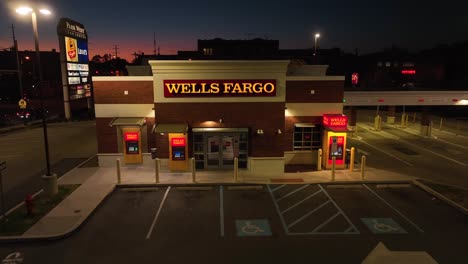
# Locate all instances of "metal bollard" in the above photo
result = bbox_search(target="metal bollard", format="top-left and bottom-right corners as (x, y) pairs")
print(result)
(317, 149), (322, 171)
(234, 157), (238, 182)
(116, 159), (121, 184)
(349, 147), (355, 172)
(191, 157), (196, 183)
(360, 155), (366, 180)
(331, 157), (336, 181)
(155, 158), (160, 184)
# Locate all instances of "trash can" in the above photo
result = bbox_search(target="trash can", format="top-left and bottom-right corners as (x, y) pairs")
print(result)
(150, 148), (157, 159)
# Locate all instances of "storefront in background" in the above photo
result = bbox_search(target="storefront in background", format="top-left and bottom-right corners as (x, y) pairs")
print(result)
(93, 60), (345, 177)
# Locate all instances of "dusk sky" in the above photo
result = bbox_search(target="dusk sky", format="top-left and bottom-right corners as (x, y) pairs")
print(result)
(1, 0), (467, 62)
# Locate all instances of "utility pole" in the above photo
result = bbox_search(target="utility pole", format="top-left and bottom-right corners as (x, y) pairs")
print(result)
(10, 24), (24, 98)
(157, 46), (160, 56)
(112, 45), (119, 59)
(153, 32), (157, 56)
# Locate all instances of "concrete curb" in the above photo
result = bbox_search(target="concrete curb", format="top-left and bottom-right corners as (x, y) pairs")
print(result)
(0, 185), (116, 243)
(412, 179), (468, 216)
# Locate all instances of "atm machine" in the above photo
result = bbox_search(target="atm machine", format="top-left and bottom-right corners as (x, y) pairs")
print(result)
(122, 128), (142, 164)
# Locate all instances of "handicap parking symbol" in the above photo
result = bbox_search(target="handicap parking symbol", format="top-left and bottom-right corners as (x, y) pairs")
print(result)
(361, 218), (407, 234)
(236, 219), (272, 236)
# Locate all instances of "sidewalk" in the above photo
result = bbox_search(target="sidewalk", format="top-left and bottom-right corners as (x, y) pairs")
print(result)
(0, 160), (414, 242)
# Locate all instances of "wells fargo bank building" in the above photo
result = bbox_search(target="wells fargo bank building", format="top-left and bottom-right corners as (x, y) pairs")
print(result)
(94, 60), (346, 177)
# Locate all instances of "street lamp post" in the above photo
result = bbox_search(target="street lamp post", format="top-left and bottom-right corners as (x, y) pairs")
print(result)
(314, 33), (320, 64)
(16, 6), (57, 196)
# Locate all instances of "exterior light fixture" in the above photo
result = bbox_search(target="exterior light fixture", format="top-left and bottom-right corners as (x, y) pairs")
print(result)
(256, 129), (264, 135)
(277, 129), (282, 135)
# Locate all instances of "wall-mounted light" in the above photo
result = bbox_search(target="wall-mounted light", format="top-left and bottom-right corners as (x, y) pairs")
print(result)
(256, 129), (264, 135)
(219, 118), (223, 123)
(277, 129), (282, 135)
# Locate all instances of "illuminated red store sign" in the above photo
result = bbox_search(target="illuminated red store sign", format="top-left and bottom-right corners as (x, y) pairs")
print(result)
(401, 70), (416, 75)
(163, 80), (276, 97)
(124, 132), (139, 141)
(171, 138), (186, 147)
(323, 114), (348, 128)
(351, 73), (359, 85)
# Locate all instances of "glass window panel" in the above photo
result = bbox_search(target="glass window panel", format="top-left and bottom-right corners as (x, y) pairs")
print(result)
(303, 127), (312, 133)
(194, 133), (203, 142)
(239, 143), (248, 151)
(294, 133), (302, 141)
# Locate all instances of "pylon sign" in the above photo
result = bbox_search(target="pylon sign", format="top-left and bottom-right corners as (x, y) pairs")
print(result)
(57, 18), (91, 100)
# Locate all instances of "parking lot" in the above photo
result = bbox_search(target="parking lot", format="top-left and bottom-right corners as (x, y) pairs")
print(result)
(1, 183), (468, 263)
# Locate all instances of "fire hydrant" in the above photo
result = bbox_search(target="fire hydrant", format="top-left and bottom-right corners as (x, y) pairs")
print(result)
(25, 194), (34, 217)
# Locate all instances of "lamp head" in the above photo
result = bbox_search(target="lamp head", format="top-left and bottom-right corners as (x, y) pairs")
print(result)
(16, 7), (32, 15)
(315, 33), (320, 39)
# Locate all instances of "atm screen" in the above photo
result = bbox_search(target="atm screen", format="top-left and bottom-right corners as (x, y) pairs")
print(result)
(172, 146), (185, 160)
(126, 141), (139, 154)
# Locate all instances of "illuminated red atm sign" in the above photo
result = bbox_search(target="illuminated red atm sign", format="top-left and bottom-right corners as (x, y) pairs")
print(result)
(171, 138), (186, 147)
(124, 132), (139, 141)
(323, 114), (348, 128)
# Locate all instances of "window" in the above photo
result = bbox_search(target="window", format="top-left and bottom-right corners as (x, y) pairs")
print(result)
(203, 48), (213, 56)
(293, 124), (321, 150)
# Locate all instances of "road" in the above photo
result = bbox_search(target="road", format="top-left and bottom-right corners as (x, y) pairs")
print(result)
(0, 184), (466, 263)
(347, 108), (468, 188)
(0, 121), (97, 211)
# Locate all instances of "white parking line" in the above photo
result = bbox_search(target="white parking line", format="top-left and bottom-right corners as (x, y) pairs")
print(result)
(276, 184), (309, 202)
(318, 184), (360, 234)
(362, 184), (424, 233)
(146, 186), (171, 239)
(267, 185), (289, 234)
(287, 201), (331, 229)
(312, 212), (340, 232)
(398, 139), (467, 166)
(271, 184), (286, 192)
(355, 138), (414, 167)
(281, 189), (322, 214)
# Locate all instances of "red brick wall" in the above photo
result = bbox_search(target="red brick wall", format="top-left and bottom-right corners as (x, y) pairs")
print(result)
(96, 118), (118, 153)
(286, 80), (344, 103)
(94, 81), (153, 104)
(155, 102), (285, 157)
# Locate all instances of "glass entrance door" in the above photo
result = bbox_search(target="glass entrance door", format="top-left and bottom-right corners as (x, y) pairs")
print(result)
(205, 134), (237, 169)
(193, 132), (248, 170)
(207, 135), (221, 168)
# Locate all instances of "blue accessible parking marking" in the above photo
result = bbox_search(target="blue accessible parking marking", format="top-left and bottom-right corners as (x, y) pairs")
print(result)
(236, 219), (272, 236)
(361, 218), (407, 234)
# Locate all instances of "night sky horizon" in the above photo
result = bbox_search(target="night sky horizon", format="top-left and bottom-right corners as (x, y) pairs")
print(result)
(1, 0), (467, 62)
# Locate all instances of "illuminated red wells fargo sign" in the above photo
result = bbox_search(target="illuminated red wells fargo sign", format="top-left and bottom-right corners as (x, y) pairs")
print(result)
(401, 70), (416, 75)
(323, 114), (348, 128)
(124, 132), (139, 141)
(171, 138), (186, 147)
(163, 80), (276, 97)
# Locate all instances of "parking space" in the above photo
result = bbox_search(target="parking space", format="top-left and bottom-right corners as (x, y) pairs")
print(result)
(148, 186), (220, 241)
(1, 182), (468, 264)
(106, 183), (467, 241)
(325, 184), (430, 236)
(222, 186), (284, 238)
(268, 184), (359, 235)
